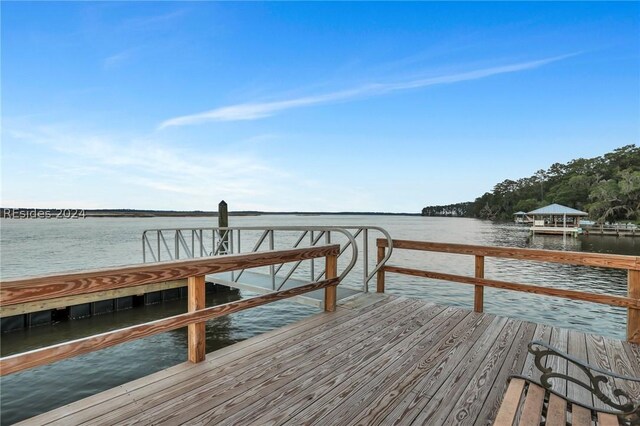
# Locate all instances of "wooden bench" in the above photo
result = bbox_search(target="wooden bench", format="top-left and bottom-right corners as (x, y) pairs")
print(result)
(494, 341), (639, 426)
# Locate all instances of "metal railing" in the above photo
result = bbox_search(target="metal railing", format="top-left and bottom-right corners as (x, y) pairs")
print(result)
(142, 226), (393, 293)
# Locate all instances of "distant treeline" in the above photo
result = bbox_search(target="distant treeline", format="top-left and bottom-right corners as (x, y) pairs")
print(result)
(422, 144), (640, 223)
(421, 202), (473, 217)
(1, 208), (421, 218)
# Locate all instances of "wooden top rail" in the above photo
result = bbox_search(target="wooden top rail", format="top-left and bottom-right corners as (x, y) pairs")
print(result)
(0, 245), (341, 307)
(376, 239), (640, 271)
(0, 278), (339, 376)
(376, 238), (640, 343)
(384, 265), (640, 309)
(0, 245), (342, 375)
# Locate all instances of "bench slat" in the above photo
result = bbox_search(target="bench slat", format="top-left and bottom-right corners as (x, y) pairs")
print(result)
(494, 379), (525, 426)
(518, 383), (545, 426)
(546, 393), (567, 426)
(572, 404), (592, 426)
(596, 412), (619, 426)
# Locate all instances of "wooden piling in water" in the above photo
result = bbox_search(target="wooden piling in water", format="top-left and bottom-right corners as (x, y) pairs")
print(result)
(218, 200), (229, 254)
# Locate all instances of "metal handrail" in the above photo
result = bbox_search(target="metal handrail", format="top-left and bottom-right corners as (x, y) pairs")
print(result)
(142, 226), (393, 293)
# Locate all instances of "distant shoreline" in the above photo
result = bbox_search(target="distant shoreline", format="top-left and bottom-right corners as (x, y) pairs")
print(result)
(1, 208), (421, 218)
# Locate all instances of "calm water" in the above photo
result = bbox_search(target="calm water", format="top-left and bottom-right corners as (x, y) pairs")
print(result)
(0, 215), (638, 424)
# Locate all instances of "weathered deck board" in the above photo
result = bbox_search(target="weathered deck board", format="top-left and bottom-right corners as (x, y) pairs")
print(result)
(33, 293), (388, 425)
(60, 295), (412, 425)
(208, 303), (449, 426)
(138, 300), (429, 426)
(547, 326), (569, 396)
(350, 313), (498, 425)
(281, 308), (470, 426)
(585, 333), (619, 411)
(470, 321), (537, 426)
(567, 329), (594, 408)
(603, 336), (640, 408)
(18, 294), (639, 426)
(520, 323), (552, 383)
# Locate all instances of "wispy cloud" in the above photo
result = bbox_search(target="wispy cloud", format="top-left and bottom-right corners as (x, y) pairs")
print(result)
(159, 53), (577, 129)
(102, 47), (138, 68)
(4, 124), (290, 209)
(119, 9), (188, 32)
(104, 48), (137, 69)
(2, 122), (386, 211)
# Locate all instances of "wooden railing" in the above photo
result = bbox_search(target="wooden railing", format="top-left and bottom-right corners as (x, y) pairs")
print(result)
(0, 245), (341, 375)
(376, 239), (640, 343)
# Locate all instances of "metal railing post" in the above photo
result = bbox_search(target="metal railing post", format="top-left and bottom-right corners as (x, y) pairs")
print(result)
(230, 230), (235, 281)
(310, 231), (315, 281)
(175, 230), (180, 259)
(363, 229), (369, 292)
(270, 230), (275, 290)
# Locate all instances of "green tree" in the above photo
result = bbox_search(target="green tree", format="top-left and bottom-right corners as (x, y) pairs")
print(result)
(422, 145), (639, 222)
(588, 169), (640, 223)
(514, 198), (539, 213)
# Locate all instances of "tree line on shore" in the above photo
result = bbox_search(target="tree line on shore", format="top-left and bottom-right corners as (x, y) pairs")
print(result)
(422, 144), (640, 223)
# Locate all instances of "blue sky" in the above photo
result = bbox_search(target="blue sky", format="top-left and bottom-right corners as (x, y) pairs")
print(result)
(2, 2), (639, 212)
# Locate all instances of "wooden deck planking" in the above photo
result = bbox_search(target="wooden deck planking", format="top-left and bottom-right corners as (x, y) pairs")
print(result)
(347, 313), (498, 425)
(279, 308), (469, 426)
(603, 335), (640, 409)
(470, 321), (537, 426)
(412, 318), (520, 425)
(209, 303), (450, 426)
(567, 329), (594, 408)
(585, 333), (620, 411)
(98, 298), (426, 425)
(289, 308), (478, 426)
(72, 296), (417, 425)
(520, 323), (553, 383)
(17, 294), (640, 426)
(546, 327), (569, 397)
(27, 293), (385, 425)
(166, 301), (437, 426)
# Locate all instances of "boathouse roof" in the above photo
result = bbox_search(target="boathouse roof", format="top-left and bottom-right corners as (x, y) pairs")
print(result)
(513, 211), (527, 215)
(528, 203), (588, 216)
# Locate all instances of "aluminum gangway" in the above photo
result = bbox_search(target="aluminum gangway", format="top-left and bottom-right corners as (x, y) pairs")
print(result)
(142, 226), (393, 308)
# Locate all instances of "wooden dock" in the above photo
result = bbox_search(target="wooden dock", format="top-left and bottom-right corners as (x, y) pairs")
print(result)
(16, 294), (640, 425)
(2, 237), (639, 425)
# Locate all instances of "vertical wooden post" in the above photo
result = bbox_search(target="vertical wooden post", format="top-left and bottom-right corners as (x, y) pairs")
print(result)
(628, 269), (640, 344)
(218, 200), (229, 254)
(188, 275), (206, 363)
(325, 254), (337, 312)
(377, 246), (386, 293)
(474, 255), (484, 313)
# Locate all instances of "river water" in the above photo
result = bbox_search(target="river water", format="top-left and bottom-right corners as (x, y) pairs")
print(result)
(0, 215), (638, 424)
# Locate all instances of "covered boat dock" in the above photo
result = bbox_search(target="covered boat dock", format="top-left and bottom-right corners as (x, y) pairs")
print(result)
(528, 203), (589, 237)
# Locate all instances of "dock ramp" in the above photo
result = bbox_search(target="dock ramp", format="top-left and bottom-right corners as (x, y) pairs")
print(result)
(142, 226), (393, 309)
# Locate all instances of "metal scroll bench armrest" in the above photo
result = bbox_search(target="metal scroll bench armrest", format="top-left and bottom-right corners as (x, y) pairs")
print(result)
(494, 341), (640, 426)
